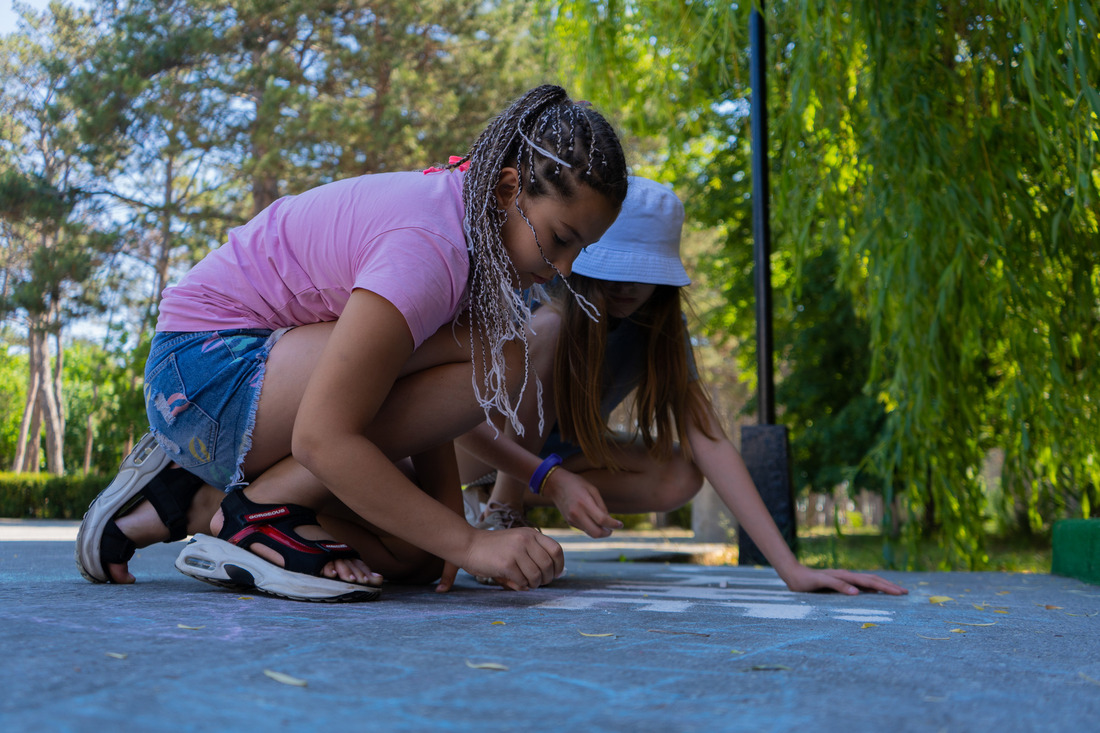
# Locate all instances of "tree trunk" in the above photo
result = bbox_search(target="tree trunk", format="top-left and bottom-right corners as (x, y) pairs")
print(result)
(32, 326), (65, 475)
(84, 379), (99, 474)
(11, 330), (41, 472)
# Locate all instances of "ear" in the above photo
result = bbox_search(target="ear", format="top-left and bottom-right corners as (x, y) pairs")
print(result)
(494, 167), (520, 209)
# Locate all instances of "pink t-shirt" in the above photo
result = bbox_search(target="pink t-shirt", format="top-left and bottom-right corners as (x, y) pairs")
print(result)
(156, 170), (469, 349)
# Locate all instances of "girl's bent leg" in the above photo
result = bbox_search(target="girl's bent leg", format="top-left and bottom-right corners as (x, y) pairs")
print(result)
(220, 320), (524, 584)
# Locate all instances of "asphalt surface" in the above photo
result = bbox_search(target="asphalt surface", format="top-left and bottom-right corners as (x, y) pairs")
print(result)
(2, 519), (1099, 732)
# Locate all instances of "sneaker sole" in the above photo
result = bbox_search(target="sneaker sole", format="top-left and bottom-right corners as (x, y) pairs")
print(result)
(174, 534), (381, 603)
(75, 433), (172, 583)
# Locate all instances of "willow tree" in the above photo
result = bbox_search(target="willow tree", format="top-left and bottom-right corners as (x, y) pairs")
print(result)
(547, 1), (1099, 567)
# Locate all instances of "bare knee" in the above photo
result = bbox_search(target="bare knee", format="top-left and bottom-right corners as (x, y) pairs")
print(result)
(650, 457), (704, 513)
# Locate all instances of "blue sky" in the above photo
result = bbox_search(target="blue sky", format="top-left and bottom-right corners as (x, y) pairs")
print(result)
(1, 0), (64, 35)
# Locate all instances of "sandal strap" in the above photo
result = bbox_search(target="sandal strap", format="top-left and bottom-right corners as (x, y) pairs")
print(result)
(142, 467), (205, 542)
(100, 521), (137, 565)
(217, 490), (361, 577)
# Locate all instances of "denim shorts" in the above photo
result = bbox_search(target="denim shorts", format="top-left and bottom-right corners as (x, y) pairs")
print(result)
(144, 328), (291, 491)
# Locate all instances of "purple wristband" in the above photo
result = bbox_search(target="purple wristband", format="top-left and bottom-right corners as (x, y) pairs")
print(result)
(529, 454), (563, 494)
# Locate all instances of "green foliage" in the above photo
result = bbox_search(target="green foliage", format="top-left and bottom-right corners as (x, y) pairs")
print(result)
(0, 471), (109, 518)
(547, 1), (1100, 569)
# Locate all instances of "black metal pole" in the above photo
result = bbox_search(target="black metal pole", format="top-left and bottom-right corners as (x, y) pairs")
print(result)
(749, 2), (775, 426)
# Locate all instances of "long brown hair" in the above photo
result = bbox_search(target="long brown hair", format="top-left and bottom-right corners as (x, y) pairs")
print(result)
(553, 274), (719, 469)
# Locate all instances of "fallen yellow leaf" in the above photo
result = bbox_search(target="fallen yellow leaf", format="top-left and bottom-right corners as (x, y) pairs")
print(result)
(861, 623), (877, 629)
(949, 629), (967, 634)
(950, 621), (997, 626)
(929, 596), (953, 605)
(579, 632), (616, 637)
(237, 596), (254, 601)
(994, 610), (1010, 614)
(263, 669), (307, 687)
(105, 652), (127, 660)
(177, 624), (205, 630)
(730, 649), (746, 655)
(491, 621), (506, 625)
(972, 603), (988, 610)
(1043, 605), (1063, 610)
(465, 660), (509, 671)
(917, 635), (952, 640)
(996, 591), (1010, 596)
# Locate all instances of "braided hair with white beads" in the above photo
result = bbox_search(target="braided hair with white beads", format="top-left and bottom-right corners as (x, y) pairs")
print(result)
(441, 85), (628, 435)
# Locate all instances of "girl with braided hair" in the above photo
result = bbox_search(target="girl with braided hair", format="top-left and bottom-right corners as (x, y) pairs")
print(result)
(75, 85), (628, 601)
(457, 178), (907, 596)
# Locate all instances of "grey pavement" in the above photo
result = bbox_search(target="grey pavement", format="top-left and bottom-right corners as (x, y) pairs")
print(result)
(1, 519), (1098, 732)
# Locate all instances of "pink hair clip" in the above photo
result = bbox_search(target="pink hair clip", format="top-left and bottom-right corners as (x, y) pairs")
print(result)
(424, 155), (471, 174)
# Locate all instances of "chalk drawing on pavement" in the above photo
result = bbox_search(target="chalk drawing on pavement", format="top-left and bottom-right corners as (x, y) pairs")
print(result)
(535, 569), (895, 623)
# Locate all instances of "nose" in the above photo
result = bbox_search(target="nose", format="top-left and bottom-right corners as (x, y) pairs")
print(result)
(552, 252), (576, 278)
(604, 281), (635, 296)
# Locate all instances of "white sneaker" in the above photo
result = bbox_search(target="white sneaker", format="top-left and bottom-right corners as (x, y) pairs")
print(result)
(75, 433), (171, 583)
(175, 534), (382, 603)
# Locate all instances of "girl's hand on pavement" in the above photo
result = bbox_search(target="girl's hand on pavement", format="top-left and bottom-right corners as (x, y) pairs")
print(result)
(782, 565), (909, 595)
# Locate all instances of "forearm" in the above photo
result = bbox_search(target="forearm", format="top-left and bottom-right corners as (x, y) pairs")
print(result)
(688, 423), (801, 579)
(299, 432), (475, 565)
(456, 422), (546, 488)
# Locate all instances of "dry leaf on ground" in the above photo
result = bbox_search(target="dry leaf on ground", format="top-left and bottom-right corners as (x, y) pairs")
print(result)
(465, 660), (509, 671)
(263, 670), (307, 687)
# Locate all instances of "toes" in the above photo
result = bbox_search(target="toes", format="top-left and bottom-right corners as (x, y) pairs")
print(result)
(107, 562), (135, 585)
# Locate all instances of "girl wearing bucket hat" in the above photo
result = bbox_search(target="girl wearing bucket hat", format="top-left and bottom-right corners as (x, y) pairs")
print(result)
(456, 177), (906, 595)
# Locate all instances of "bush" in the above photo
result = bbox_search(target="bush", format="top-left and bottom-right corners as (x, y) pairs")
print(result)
(0, 472), (109, 519)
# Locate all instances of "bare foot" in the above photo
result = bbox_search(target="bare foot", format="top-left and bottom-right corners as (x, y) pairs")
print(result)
(210, 507), (382, 586)
(106, 485), (223, 583)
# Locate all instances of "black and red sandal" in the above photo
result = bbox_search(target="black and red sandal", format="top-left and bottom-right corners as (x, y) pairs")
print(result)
(174, 490), (381, 603)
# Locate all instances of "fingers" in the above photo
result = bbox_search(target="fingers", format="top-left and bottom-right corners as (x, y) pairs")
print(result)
(472, 529), (564, 591)
(842, 570), (908, 596)
(566, 496), (623, 539)
(435, 561), (459, 593)
(820, 569), (908, 596)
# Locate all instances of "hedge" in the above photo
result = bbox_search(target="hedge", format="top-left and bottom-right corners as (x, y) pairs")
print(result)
(0, 473), (110, 519)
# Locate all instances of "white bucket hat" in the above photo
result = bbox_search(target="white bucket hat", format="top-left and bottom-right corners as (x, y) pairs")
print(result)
(572, 176), (690, 286)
